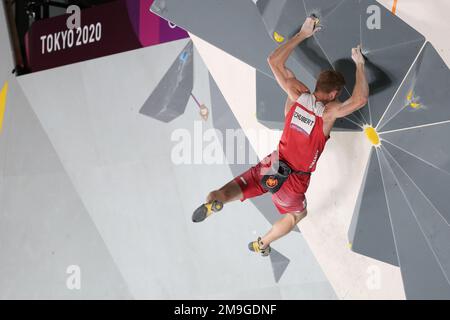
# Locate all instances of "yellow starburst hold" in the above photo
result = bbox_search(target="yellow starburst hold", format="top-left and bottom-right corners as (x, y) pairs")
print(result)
(364, 126), (380, 147)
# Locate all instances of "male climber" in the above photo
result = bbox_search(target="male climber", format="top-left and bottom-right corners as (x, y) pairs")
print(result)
(192, 17), (369, 256)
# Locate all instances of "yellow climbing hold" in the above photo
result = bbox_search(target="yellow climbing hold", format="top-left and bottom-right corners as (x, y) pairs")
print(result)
(364, 126), (381, 147)
(348, 242), (353, 249)
(407, 90), (421, 109)
(409, 102), (421, 109)
(407, 90), (413, 102)
(273, 31), (285, 43)
(0, 81), (9, 134)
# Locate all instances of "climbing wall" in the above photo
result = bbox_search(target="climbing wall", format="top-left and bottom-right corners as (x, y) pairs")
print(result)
(151, 0), (450, 299)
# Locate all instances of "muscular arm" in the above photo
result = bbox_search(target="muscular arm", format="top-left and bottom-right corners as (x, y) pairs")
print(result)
(328, 46), (369, 118)
(267, 33), (309, 102)
(267, 17), (319, 113)
(281, 68), (308, 116)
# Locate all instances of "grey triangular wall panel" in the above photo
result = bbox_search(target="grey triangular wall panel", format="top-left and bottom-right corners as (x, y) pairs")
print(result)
(270, 248), (291, 283)
(380, 148), (450, 284)
(140, 41), (194, 123)
(383, 141), (450, 225)
(379, 43), (450, 132)
(380, 149), (450, 299)
(348, 148), (398, 266)
(376, 45), (426, 130)
(380, 122), (450, 174)
(366, 39), (426, 127)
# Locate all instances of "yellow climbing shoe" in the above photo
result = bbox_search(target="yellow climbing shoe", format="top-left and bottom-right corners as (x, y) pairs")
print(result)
(192, 200), (223, 223)
(248, 237), (271, 257)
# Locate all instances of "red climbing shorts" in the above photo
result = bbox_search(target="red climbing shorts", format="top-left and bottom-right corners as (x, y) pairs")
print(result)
(234, 152), (309, 214)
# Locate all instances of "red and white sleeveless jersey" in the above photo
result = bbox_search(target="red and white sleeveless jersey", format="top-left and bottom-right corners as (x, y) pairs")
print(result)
(278, 93), (330, 173)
